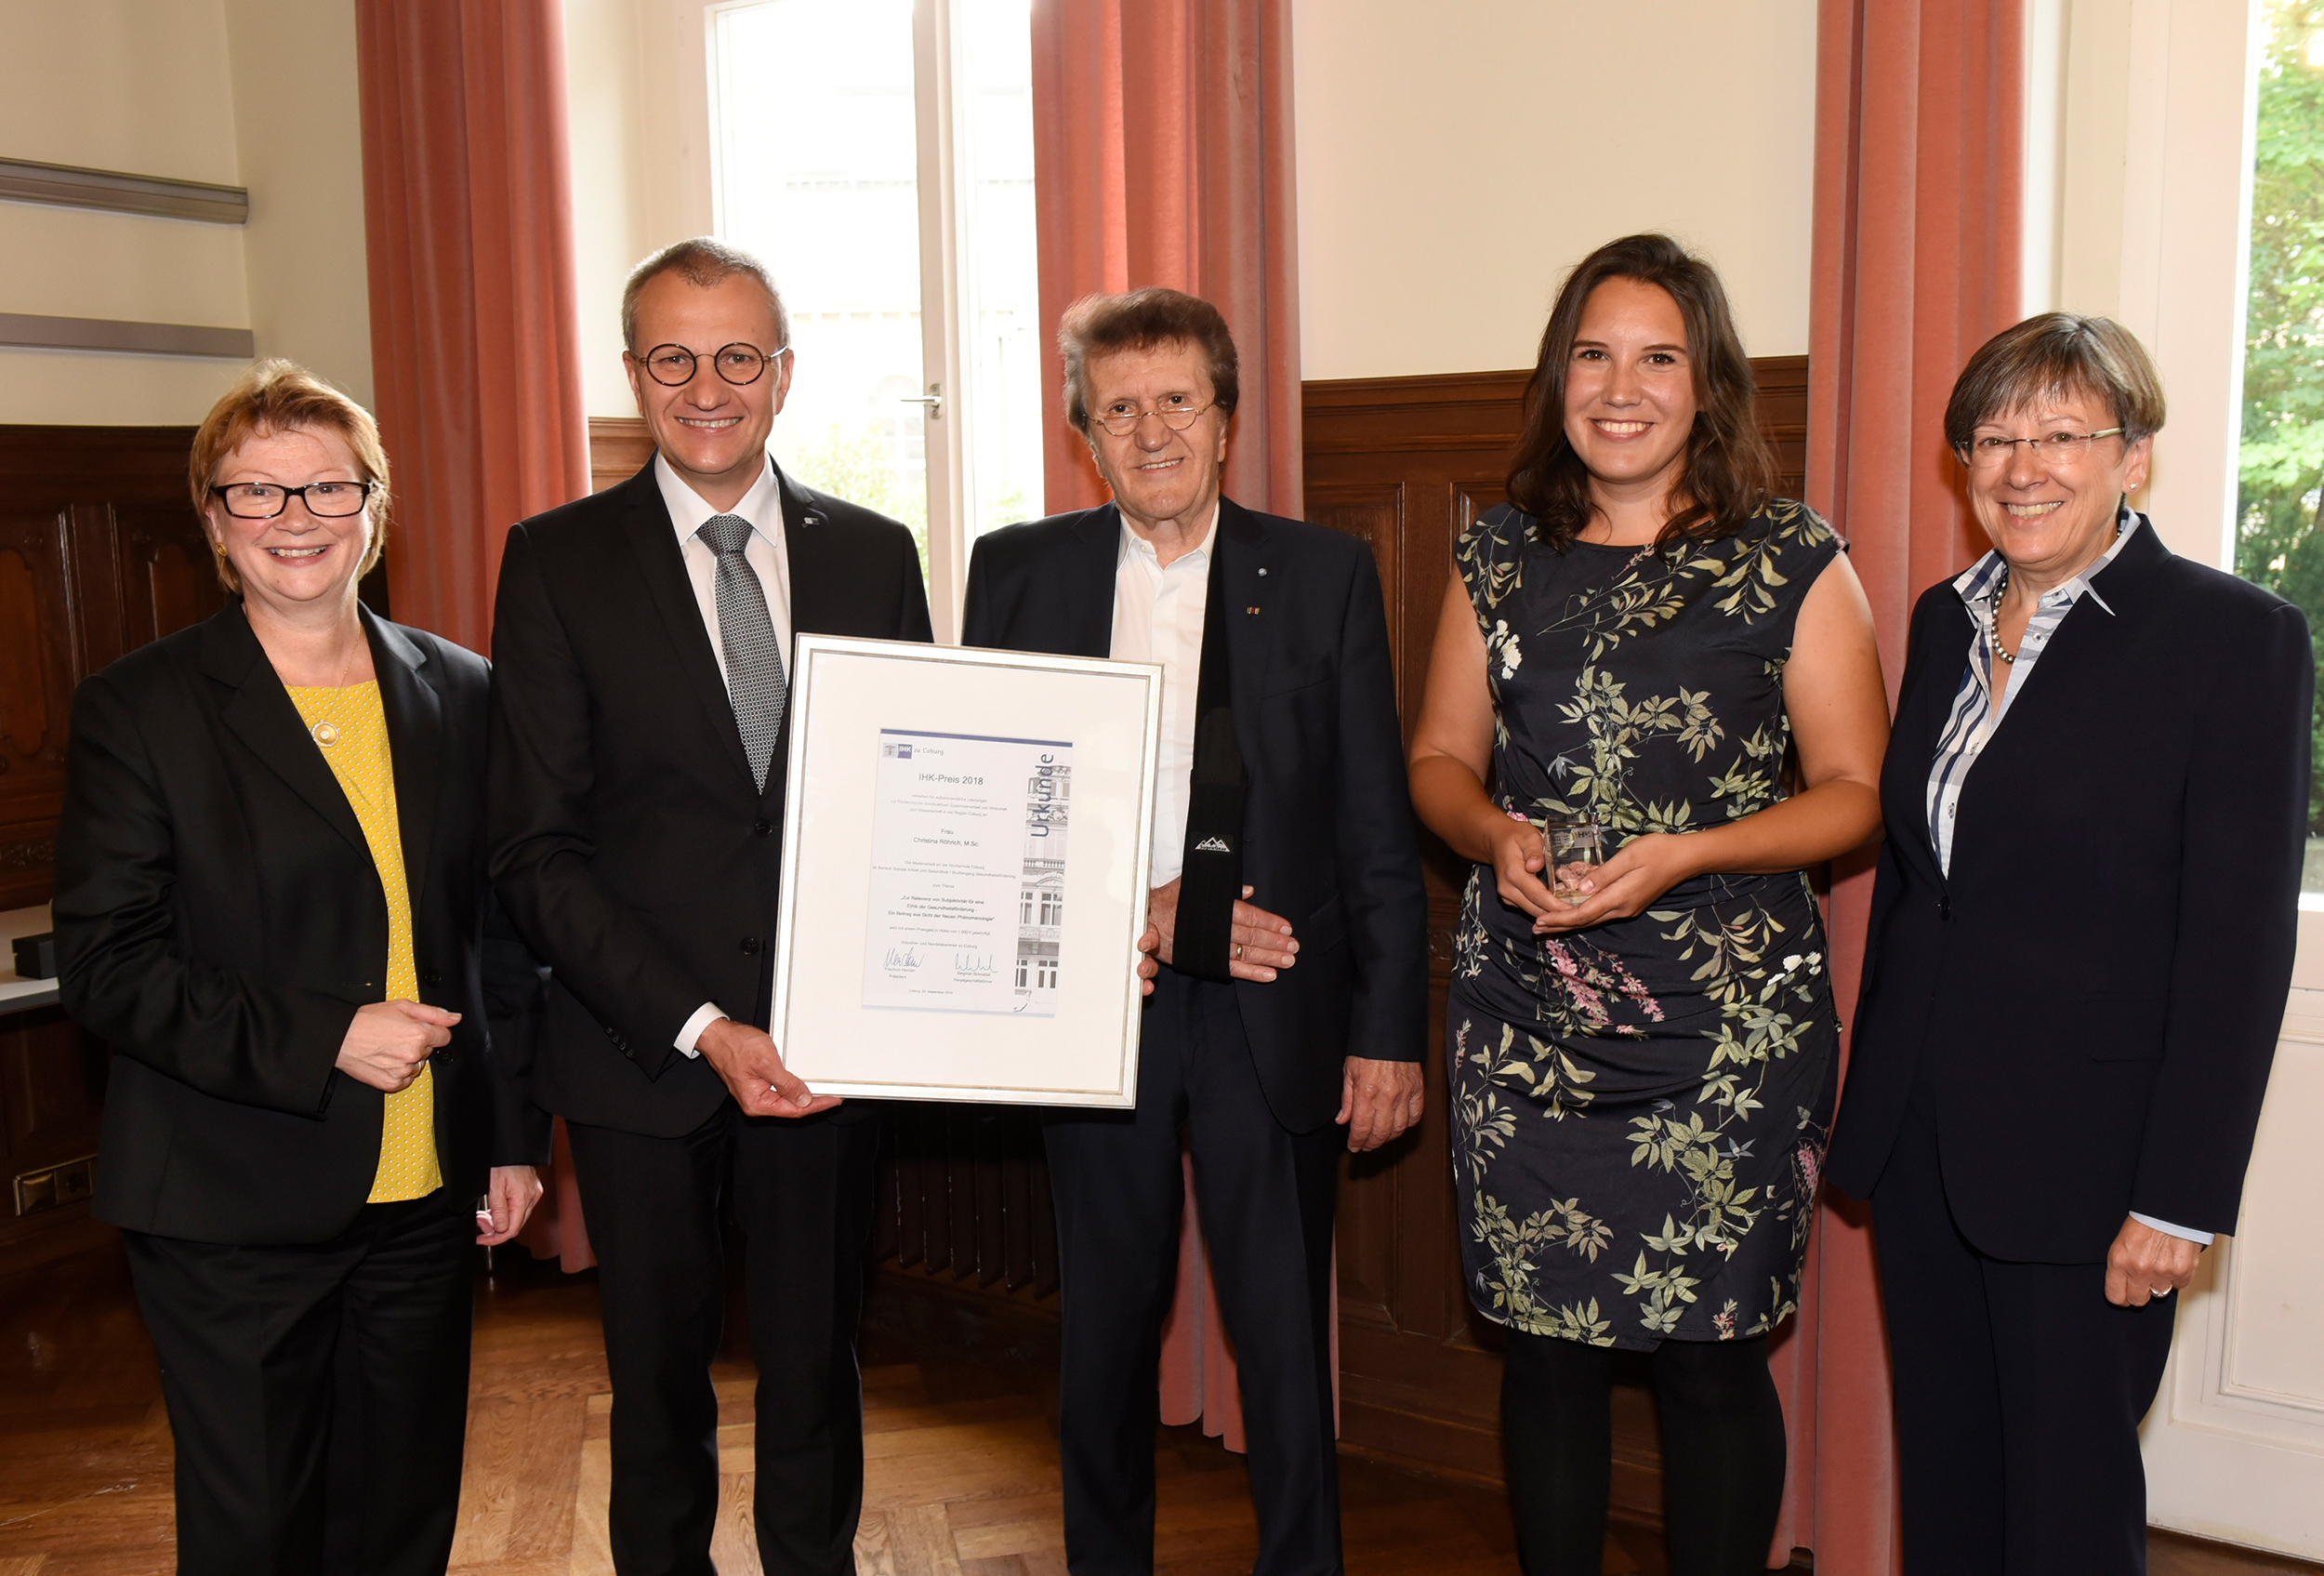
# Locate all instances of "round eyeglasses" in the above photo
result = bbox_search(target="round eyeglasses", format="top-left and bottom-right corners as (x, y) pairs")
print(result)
(635, 342), (790, 388)
(1960, 428), (2124, 470)
(208, 480), (377, 519)
(1090, 397), (1216, 438)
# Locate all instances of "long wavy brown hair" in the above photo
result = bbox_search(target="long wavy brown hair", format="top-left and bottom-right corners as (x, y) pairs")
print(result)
(1506, 233), (1776, 549)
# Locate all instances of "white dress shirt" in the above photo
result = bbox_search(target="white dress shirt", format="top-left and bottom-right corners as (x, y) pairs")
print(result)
(657, 451), (794, 1056)
(1111, 506), (1219, 888)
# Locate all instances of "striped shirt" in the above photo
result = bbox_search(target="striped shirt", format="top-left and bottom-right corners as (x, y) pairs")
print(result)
(1926, 510), (2140, 874)
(1921, 509), (2208, 1247)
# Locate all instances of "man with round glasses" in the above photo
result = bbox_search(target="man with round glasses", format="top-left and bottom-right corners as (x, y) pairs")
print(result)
(488, 237), (931, 1576)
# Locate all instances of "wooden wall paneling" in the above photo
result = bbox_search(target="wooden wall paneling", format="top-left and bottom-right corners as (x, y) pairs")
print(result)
(1303, 371), (1531, 1489)
(588, 417), (654, 494)
(1303, 357), (1808, 1508)
(0, 508), (79, 912)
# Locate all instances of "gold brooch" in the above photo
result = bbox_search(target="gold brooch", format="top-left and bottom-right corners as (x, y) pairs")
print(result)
(311, 721), (340, 747)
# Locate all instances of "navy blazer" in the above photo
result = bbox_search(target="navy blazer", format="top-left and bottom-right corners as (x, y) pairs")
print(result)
(961, 497), (1429, 1132)
(55, 601), (547, 1246)
(489, 460), (932, 1137)
(1824, 522), (2311, 1260)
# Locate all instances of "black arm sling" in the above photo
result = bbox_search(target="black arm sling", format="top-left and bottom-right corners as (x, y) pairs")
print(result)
(1170, 541), (1245, 982)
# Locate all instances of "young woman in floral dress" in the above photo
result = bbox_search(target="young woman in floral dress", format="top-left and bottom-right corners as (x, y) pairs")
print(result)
(1406, 234), (1890, 1576)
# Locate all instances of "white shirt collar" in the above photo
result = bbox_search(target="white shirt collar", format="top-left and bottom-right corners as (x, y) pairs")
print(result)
(1117, 500), (1221, 569)
(1950, 507), (2143, 618)
(655, 450), (784, 548)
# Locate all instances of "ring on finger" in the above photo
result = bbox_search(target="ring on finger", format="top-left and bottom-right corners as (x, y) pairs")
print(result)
(1235, 944), (1244, 960)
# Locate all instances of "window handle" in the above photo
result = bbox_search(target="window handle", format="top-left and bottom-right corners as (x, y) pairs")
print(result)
(901, 383), (944, 418)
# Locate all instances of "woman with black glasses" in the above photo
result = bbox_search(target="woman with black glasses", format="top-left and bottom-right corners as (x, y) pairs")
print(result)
(53, 360), (547, 1576)
(1406, 234), (1890, 1574)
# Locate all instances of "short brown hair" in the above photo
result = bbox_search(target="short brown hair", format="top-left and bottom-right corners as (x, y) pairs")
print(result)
(1944, 312), (2167, 453)
(1058, 287), (1240, 435)
(188, 359), (390, 594)
(621, 237), (789, 353)
(1506, 233), (1777, 549)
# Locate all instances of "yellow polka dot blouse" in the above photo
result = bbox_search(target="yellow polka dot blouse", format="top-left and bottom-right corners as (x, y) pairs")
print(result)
(286, 681), (442, 1203)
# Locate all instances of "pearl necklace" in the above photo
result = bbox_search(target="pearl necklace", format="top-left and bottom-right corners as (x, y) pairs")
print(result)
(1986, 566), (2019, 666)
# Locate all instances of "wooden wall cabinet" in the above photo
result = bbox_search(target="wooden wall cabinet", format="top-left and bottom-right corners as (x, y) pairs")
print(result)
(0, 427), (224, 910)
(0, 426), (225, 1267)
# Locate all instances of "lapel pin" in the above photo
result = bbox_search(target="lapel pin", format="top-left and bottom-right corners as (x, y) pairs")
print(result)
(1247, 605), (1261, 615)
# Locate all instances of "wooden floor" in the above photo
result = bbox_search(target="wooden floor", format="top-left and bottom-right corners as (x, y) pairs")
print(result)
(0, 1239), (2315, 1576)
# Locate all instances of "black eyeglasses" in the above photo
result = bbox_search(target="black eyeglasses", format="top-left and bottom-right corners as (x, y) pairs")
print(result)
(208, 480), (377, 520)
(633, 342), (790, 388)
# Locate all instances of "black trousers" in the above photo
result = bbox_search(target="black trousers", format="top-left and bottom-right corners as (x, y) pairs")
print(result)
(123, 1189), (475, 1576)
(1044, 970), (1343, 1576)
(565, 1100), (879, 1576)
(1869, 1078), (2178, 1575)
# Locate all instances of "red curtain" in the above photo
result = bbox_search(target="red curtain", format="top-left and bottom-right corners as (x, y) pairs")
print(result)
(1031, 0), (1302, 518)
(1772, 0), (2026, 1566)
(356, 0), (590, 655)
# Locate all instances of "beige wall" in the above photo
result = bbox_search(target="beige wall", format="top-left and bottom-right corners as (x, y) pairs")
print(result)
(222, 0), (375, 409)
(563, 0), (716, 419)
(561, 0), (1820, 407)
(1289, 0), (1819, 381)
(566, 0), (653, 420)
(0, 0), (369, 425)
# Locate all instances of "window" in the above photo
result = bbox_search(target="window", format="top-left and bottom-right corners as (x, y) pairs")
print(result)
(1038, 891), (1061, 927)
(2234, 0), (2324, 893)
(1019, 888), (1034, 924)
(710, 0), (1042, 638)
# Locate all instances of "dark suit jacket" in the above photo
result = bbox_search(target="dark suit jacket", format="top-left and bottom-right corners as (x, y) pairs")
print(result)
(53, 601), (547, 1247)
(489, 460), (932, 1138)
(1824, 522), (2312, 1260)
(961, 497), (1428, 1132)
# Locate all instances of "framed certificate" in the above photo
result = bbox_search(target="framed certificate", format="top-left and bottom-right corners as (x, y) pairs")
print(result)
(769, 635), (1165, 1106)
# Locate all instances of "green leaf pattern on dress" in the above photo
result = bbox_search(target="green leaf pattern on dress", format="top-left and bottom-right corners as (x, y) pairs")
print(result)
(1448, 500), (1841, 1344)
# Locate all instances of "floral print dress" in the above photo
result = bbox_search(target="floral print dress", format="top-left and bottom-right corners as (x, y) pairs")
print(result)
(1449, 500), (1842, 1349)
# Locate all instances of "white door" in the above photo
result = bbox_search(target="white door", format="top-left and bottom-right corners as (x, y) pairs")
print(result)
(2141, 905), (2324, 1559)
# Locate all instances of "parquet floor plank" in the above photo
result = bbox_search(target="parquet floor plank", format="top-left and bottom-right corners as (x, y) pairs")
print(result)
(6, 1241), (2318, 1575)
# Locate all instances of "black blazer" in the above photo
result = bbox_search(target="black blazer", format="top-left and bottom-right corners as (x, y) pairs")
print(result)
(53, 602), (547, 1247)
(488, 460), (932, 1138)
(961, 497), (1429, 1132)
(1824, 522), (2312, 1260)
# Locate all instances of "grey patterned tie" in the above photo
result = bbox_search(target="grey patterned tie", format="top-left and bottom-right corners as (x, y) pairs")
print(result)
(696, 513), (787, 790)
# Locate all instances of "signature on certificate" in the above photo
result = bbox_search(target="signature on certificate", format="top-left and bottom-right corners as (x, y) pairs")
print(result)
(954, 952), (998, 980)
(882, 946), (924, 972)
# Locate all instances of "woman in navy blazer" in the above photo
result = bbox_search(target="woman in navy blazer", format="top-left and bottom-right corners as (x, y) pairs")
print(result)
(1823, 314), (2311, 1574)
